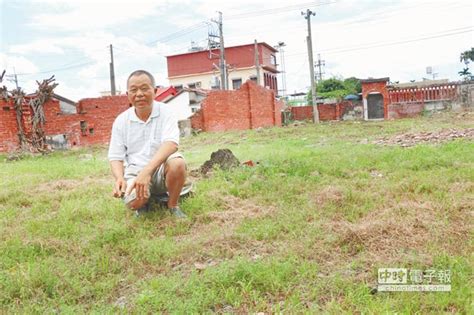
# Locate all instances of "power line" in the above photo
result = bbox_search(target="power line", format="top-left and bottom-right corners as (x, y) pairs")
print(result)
(14, 60), (98, 76)
(224, 2), (470, 43)
(145, 22), (208, 46)
(227, 1), (337, 19)
(322, 28), (473, 55)
(281, 26), (473, 59)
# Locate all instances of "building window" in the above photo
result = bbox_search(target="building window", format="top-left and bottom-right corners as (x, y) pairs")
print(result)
(271, 54), (277, 66)
(187, 82), (201, 89)
(249, 76), (257, 83)
(232, 78), (242, 90)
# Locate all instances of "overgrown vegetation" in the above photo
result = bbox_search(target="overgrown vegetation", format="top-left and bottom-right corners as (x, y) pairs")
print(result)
(307, 76), (362, 103)
(459, 47), (474, 81)
(0, 112), (472, 313)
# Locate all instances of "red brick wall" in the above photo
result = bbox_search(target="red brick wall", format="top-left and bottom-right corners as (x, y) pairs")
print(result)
(0, 95), (130, 152)
(190, 109), (204, 131)
(274, 100), (283, 126)
(76, 95), (130, 146)
(318, 104), (337, 121)
(248, 82), (276, 128)
(191, 81), (282, 132)
(291, 106), (313, 121)
(0, 100), (20, 152)
(290, 101), (355, 122)
(42, 99), (82, 146)
(2, 86), (281, 151)
(388, 102), (424, 119)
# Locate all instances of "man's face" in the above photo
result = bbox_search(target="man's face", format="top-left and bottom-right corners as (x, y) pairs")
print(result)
(127, 74), (156, 110)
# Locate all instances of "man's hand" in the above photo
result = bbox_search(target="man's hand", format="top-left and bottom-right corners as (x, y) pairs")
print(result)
(113, 178), (127, 198)
(125, 170), (152, 200)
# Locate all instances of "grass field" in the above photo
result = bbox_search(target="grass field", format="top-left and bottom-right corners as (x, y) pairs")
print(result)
(1, 112), (473, 313)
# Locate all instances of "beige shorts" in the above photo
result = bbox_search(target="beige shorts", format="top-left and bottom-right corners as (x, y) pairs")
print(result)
(123, 152), (192, 204)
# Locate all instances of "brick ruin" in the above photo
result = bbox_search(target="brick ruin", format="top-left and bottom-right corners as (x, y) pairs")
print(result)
(0, 80), (282, 152)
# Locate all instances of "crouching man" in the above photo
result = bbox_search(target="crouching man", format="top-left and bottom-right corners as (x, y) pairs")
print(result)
(108, 70), (190, 218)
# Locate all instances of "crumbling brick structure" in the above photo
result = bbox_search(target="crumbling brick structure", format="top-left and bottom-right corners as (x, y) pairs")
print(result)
(190, 81), (282, 131)
(0, 95), (130, 152)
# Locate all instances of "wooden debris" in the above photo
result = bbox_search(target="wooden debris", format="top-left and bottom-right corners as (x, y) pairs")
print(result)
(1, 72), (59, 153)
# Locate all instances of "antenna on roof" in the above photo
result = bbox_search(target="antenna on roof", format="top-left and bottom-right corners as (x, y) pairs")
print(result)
(206, 21), (220, 59)
(189, 41), (205, 52)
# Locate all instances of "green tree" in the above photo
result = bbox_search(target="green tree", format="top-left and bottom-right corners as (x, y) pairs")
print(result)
(460, 48), (474, 64)
(459, 48), (474, 81)
(458, 68), (472, 78)
(318, 78), (345, 93)
(343, 77), (362, 94)
(307, 77), (361, 104)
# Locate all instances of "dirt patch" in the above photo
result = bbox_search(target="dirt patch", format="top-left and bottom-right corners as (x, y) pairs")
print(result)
(33, 176), (111, 194)
(372, 128), (474, 147)
(167, 194), (277, 271)
(316, 199), (473, 281)
(312, 186), (345, 207)
(199, 149), (240, 175)
(178, 194), (275, 242)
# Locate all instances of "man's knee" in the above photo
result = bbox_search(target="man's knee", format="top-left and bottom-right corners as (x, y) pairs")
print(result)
(165, 158), (186, 177)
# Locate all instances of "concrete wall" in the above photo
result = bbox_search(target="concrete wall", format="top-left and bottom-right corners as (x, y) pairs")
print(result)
(386, 82), (470, 118)
(457, 82), (474, 108)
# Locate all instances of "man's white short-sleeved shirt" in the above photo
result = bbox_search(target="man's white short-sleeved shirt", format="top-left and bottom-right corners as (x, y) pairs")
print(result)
(108, 101), (179, 169)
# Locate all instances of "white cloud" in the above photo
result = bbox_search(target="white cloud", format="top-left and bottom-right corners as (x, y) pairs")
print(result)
(2, 0), (472, 99)
(9, 41), (65, 54)
(0, 53), (39, 78)
(28, 0), (170, 32)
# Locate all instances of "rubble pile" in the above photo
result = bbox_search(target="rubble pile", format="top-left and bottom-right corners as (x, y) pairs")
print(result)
(373, 128), (474, 147)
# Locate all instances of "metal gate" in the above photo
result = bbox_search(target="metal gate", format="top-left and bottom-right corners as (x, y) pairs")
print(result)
(367, 93), (384, 119)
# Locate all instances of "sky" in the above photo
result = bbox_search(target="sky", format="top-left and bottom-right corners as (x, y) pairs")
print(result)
(0, 0), (473, 101)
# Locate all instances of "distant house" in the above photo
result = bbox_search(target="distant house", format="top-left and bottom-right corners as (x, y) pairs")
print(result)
(164, 88), (207, 121)
(166, 42), (279, 94)
(287, 92), (308, 107)
(155, 86), (178, 102)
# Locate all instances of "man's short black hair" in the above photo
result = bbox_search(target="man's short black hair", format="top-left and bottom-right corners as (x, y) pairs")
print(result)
(127, 70), (156, 88)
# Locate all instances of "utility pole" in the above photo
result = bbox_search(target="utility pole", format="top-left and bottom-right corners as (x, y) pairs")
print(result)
(275, 41), (287, 98)
(315, 53), (325, 82)
(254, 40), (261, 85)
(217, 12), (228, 90)
(302, 9), (319, 123)
(109, 44), (116, 96)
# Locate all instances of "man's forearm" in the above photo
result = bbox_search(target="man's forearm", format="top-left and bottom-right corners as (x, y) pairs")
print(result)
(142, 141), (178, 176)
(110, 160), (125, 180)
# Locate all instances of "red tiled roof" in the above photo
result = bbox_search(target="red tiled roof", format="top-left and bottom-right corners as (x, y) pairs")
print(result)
(155, 86), (178, 102)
